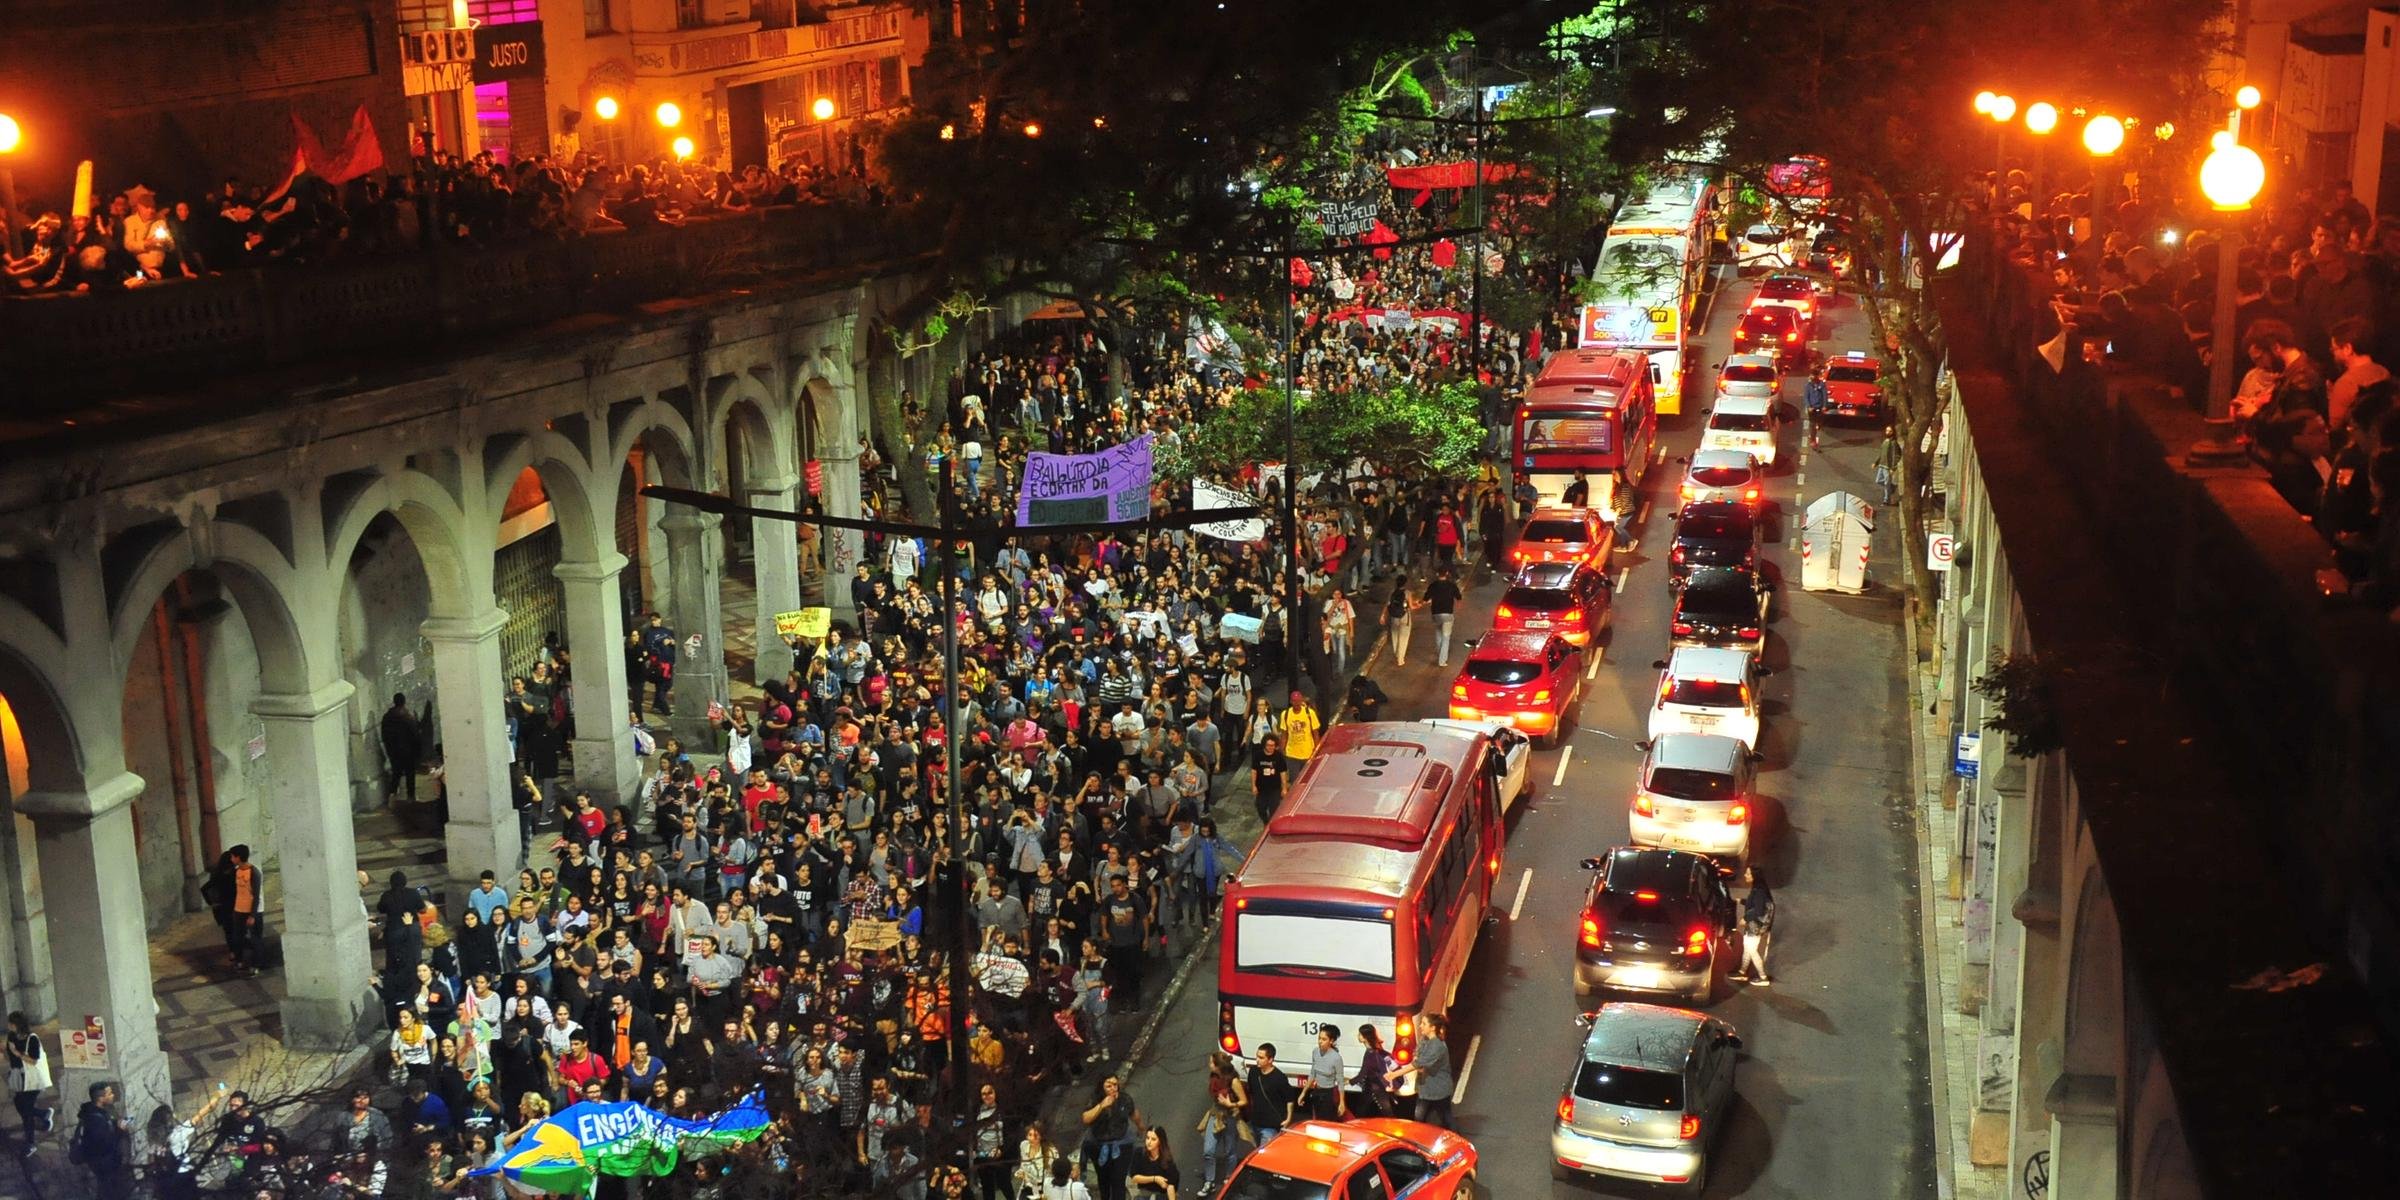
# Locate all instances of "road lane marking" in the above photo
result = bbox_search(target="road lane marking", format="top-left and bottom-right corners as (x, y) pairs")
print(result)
(1454, 1034), (1485, 1104)
(1553, 743), (1575, 787)
(1636, 500), (1651, 526)
(1510, 868), (1534, 921)
(1615, 566), (1630, 590)
(1585, 646), (1604, 679)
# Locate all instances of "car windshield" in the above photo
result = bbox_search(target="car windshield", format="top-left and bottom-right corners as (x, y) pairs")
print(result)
(1524, 519), (1589, 543)
(1827, 365), (1878, 384)
(1721, 365), (1775, 383)
(1466, 660), (1543, 686)
(1678, 509), (1753, 540)
(1502, 586), (1576, 613)
(1573, 1062), (1687, 1111)
(1646, 767), (1741, 803)
(1689, 466), (1752, 486)
(1745, 228), (1785, 245)
(1222, 1169), (1333, 1200)
(1668, 678), (1745, 706)
(1710, 413), (1772, 432)
(1761, 280), (1810, 298)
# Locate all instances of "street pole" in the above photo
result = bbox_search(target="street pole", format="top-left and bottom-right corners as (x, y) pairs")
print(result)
(1282, 225), (1303, 701)
(1469, 79), (1487, 383)
(2206, 225), (2244, 418)
(938, 451), (975, 1146)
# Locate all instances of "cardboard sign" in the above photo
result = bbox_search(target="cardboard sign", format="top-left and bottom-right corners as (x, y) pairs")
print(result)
(775, 608), (832, 640)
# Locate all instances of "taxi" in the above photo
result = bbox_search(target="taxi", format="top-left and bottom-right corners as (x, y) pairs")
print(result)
(1224, 1119), (1483, 1200)
(1813, 350), (1886, 422)
(1511, 505), (1614, 568)
(1451, 629), (1583, 748)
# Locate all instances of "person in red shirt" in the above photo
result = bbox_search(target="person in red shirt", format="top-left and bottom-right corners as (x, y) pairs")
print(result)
(555, 1031), (611, 1099)
(740, 769), (781, 832)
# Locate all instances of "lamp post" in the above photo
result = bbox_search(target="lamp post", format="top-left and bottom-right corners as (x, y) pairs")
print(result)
(2023, 103), (2057, 207)
(1985, 93), (2016, 178)
(2194, 134), (2267, 463)
(0, 113), (21, 259)
(2082, 113), (2124, 256)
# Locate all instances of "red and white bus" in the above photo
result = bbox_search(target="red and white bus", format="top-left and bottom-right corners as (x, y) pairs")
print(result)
(1218, 721), (1509, 1082)
(1515, 347), (1659, 515)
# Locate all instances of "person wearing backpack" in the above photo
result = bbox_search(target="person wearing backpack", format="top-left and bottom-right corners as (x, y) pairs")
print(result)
(69, 1080), (132, 1199)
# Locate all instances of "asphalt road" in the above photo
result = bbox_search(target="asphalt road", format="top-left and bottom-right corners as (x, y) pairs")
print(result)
(1099, 276), (1936, 1200)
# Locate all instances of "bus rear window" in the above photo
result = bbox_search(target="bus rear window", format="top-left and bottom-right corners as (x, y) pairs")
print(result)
(1235, 912), (1395, 981)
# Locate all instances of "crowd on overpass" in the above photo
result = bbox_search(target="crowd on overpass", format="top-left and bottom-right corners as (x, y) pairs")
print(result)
(1, 147), (883, 295)
(1993, 173), (2400, 607)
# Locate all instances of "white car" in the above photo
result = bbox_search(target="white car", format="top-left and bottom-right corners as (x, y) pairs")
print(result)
(1699, 395), (1782, 468)
(1416, 717), (1534, 812)
(1713, 353), (1779, 405)
(1629, 732), (1757, 870)
(1735, 224), (1796, 273)
(1647, 646), (1769, 750)
(1677, 448), (1764, 508)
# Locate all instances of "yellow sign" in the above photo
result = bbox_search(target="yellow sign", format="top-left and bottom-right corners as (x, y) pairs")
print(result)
(776, 608), (832, 640)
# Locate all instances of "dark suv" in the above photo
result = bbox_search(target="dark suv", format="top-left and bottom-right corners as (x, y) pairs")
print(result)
(1669, 503), (1762, 581)
(1670, 564), (1771, 649)
(1574, 847), (1741, 1005)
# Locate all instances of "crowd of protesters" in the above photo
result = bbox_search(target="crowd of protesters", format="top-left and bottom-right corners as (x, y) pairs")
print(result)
(1985, 169), (2400, 607)
(1, 146), (883, 296)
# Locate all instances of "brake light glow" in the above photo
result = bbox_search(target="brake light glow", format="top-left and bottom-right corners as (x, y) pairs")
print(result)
(1558, 1095), (1577, 1122)
(1531, 689), (1552, 703)
(1489, 854), (1502, 873)
(1236, 898), (1248, 910)
(1743, 488), (1760, 502)
(1685, 928), (1709, 954)
(1739, 626), (1761, 640)
(1496, 604), (1515, 619)
(1784, 331), (1798, 342)
(1679, 1115), (1703, 1140)
(1672, 620), (1694, 635)
(1580, 914), (1602, 946)
(1634, 793), (1655, 818)
(1671, 544), (1686, 564)
(1219, 1002), (1240, 1055)
(1634, 890), (1659, 902)
(1562, 608), (1585, 624)
(1453, 683), (1470, 699)
(1727, 801), (1749, 825)
(1658, 677), (1675, 705)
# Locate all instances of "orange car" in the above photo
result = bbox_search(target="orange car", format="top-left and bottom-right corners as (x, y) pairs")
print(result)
(1223, 1119), (1484, 1200)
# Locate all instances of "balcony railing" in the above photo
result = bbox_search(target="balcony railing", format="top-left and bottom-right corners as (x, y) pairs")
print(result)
(0, 203), (914, 413)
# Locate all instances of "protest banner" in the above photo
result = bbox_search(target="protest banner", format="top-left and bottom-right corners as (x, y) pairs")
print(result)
(1016, 434), (1154, 526)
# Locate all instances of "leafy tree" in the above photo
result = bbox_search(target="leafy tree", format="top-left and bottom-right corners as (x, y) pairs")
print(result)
(1163, 379), (1486, 485)
(1590, 0), (2220, 614)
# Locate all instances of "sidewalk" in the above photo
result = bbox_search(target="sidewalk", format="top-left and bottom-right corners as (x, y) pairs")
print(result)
(1904, 614), (2006, 1200)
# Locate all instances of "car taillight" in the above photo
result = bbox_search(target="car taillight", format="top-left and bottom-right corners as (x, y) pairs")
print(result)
(1496, 604), (1515, 619)
(1634, 794), (1654, 818)
(1684, 928), (1709, 955)
(1219, 1003), (1240, 1055)
(1739, 683), (1752, 705)
(1743, 488), (1760, 502)
(1680, 484), (1697, 501)
(1531, 689), (1552, 703)
(1634, 890), (1659, 902)
(1580, 913), (1603, 947)
(1739, 626), (1761, 640)
(1513, 547), (1532, 562)
(1672, 619), (1694, 635)
(1559, 1095), (1578, 1123)
(1784, 331), (1798, 342)
(1658, 677), (1674, 706)
(1671, 544), (1686, 564)
(1394, 1015), (1416, 1064)
(1561, 607), (1585, 624)
(1452, 683), (1470, 699)
(1727, 801), (1749, 825)
(1680, 1115), (1702, 1140)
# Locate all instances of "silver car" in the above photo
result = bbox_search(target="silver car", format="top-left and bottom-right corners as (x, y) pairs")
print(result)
(1628, 732), (1757, 873)
(1551, 1003), (1742, 1195)
(1677, 448), (1763, 508)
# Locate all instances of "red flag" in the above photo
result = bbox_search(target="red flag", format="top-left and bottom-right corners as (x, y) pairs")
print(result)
(292, 105), (386, 184)
(1366, 219), (1398, 261)
(1430, 239), (1457, 269)
(1288, 257), (1314, 287)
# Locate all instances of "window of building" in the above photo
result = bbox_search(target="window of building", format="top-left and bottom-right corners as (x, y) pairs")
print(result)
(583, 0), (610, 34)
(677, 0), (708, 29)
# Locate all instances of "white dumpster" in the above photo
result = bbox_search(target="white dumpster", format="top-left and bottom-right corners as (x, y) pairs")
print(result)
(1800, 491), (1875, 593)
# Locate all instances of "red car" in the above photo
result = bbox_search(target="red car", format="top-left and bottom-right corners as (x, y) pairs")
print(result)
(1512, 505), (1614, 568)
(1813, 351), (1886, 422)
(1730, 304), (1807, 370)
(1451, 629), (1584, 747)
(1493, 560), (1614, 647)
(1224, 1119), (1483, 1200)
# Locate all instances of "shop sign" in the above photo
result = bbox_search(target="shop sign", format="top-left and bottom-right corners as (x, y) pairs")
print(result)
(474, 22), (546, 83)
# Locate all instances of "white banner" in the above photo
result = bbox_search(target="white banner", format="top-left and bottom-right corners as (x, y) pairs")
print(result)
(1193, 479), (1268, 542)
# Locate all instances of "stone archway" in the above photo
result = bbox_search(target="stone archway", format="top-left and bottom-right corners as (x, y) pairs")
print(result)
(2051, 864), (2125, 1198)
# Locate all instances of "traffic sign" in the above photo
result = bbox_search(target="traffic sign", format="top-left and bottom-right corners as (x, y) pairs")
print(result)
(1953, 732), (1982, 779)
(1927, 531), (1955, 572)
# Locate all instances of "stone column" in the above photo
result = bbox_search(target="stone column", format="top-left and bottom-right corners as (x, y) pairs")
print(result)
(252, 682), (377, 1049)
(659, 512), (727, 747)
(2045, 1074), (2118, 1199)
(0, 800), (55, 1023)
(422, 609), (519, 900)
(748, 473), (804, 686)
(820, 375), (866, 624)
(17, 773), (171, 1113)
(554, 554), (640, 809)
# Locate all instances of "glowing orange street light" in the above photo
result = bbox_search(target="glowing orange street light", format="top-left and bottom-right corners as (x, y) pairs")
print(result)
(2082, 113), (2124, 156)
(812, 97), (836, 122)
(593, 96), (619, 121)
(939, 123), (956, 140)
(1023, 121), (1043, 138)
(671, 136), (695, 160)
(0, 114), (21, 154)
(2236, 85), (2262, 110)
(2024, 103), (2058, 135)
(655, 101), (683, 128)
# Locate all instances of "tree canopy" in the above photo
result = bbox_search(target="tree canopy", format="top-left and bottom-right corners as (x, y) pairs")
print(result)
(1162, 379), (1487, 486)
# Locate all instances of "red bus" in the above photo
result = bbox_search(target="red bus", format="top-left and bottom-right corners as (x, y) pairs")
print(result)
(1218, 721), (1508, 1082)
(1515, 348), (1659, 514)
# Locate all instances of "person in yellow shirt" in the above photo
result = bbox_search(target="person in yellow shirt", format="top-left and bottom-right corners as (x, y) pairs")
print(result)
(1277, 690), (1322, 775)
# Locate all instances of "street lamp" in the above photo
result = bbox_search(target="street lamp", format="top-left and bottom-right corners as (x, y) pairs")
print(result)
(2024, 103), (2058, 135)
(593, 96), (619, 121)
(0, 113), (21, 258)
(1022, 121), (1043, 138)
(812, 97), (836, 122)
(2193, 137), (2268, 461)
(2081, 114), (2124, 156)
(671, 136), (695, 160)
(1986, 94), (2016, 122)
(655, 101), (682, 129)
(2235, 85), (2262, 110)
(1974, 90), (1998, 114)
